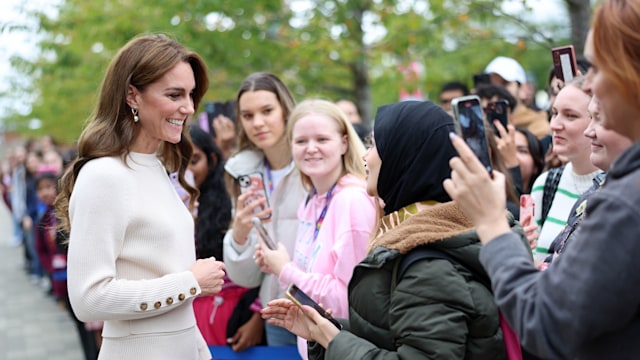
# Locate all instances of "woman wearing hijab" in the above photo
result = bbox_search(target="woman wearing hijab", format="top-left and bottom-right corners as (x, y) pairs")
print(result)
(262, 101), (521, 359)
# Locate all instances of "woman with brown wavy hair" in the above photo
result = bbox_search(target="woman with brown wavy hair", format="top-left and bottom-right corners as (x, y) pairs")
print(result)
(55, 34), (225, 360)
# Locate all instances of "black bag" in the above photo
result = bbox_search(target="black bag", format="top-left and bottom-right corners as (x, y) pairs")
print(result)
(225, 286), (267, 345)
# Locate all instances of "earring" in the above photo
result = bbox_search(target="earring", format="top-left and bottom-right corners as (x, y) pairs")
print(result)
(131, 108), (139, 123)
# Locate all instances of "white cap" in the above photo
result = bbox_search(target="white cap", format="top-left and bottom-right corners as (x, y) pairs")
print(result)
(484, 56), (527, 84)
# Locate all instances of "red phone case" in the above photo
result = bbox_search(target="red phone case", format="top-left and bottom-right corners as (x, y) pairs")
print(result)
(519, 194), (535, 222)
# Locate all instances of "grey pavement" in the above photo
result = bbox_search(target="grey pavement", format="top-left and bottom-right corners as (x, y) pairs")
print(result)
(0, 200), (84, 360)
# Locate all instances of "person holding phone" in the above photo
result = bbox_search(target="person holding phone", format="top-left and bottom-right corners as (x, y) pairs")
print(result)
(187, 125), (266, 351)
(256, 99), (377, 359)
(55, 34), (226, 360)
(263, 101), (521, 359)
(529, 76), (600, 264)
(222, 72), (306, 346)
(443, 3), (640, 356)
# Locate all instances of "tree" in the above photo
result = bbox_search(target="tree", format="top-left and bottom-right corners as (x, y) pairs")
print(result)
(565, 0), (592, 56)
(4, 0), (593, 143)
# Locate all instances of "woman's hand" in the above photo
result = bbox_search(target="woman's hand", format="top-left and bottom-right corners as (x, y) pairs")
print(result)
(261, 299), (340, 348)
(520, 213), (540, 250)
(257, 240), (290, 276)
(227, 312), (264, 352)
(494, 122), (519, 168)
(443, 133), (511, 243)
(190, 258), (225, 296)
(212, 115), (236, 160)
(232, 190), (272, 245)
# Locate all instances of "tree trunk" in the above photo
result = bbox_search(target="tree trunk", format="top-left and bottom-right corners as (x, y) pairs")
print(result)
(565, 0), (591, 57)
(350, 3), (373, 126)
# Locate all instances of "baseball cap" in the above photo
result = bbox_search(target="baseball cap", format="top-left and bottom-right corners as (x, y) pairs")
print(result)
(484, 56), (527, 84)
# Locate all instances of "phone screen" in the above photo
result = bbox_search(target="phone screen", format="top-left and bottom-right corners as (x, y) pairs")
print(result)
(238, 172), (271, 220)
(252, 217), (277, 250)
(452, 95), (493, 174)
(552, 45), (577, 82)
(486, 100), (509, 137)
(286, 284), (342, 329)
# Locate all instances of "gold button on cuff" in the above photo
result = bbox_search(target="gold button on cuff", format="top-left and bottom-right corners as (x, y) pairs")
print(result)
(189, 287), (197, 295)
(140, 303), (148, 311)
(154, 301), (162, 309)
(166, 297), (174, 305)
(178, 293), (186, 301)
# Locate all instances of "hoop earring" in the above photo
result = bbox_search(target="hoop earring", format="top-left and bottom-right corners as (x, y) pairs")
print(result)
(131, 108), (139, 123)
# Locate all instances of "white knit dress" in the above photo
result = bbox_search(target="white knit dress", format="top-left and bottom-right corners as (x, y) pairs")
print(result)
(67, 152), (210, 360)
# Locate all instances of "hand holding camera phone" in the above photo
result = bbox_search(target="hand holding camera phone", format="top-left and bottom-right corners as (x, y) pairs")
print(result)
(285, 284), (342, 329)
(252, 217), (277, 250)
(485, 99), (509, 138)
(238, 172), (271, 220)
(552, 45), (578, 82)
(451, 95), (493, 174)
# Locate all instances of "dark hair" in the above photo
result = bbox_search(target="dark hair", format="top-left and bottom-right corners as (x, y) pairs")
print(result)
(35, 172), (59, 189)
(474, 84), (517, 112)
(516, 127), (545, 191)
(440, 81), (470, 96)
(546, 57), (592, 85)
(189, 125), (232, 260)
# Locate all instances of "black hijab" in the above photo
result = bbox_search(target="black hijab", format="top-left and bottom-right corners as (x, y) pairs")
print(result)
(374, 101), (457, 215)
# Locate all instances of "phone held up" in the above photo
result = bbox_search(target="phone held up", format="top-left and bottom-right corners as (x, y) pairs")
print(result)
(251, 217), (277, 250)
(485, 99), (509, 138)
(519, 194), (535, 222)
(285, 284), (342, 329)
(551, 45), (578, 83)
(451, 95), (493, 175)
(238, 172), (271, 220)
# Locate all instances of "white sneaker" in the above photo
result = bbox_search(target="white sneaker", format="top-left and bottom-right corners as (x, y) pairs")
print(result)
(40, 276), (51, 291)
(29, 275), (40, 285)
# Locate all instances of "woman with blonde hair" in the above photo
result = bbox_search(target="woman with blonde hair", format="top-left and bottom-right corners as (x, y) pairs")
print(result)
(258, 99), (376, 358)
(444, 1), (640, 357)
(55, 34), (226, 359)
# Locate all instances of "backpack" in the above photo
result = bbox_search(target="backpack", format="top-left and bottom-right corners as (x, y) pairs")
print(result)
(392, 246), (523, 360)
(540, 166), (565, 226)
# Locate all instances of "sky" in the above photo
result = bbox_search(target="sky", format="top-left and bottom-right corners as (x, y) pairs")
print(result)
(0, 0), (567, 123)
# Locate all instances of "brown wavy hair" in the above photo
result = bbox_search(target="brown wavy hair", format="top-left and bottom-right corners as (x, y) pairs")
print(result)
(55, 34), (209, 231)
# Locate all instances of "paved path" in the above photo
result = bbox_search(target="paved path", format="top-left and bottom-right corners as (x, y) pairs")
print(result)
(0, 200), (84, 360)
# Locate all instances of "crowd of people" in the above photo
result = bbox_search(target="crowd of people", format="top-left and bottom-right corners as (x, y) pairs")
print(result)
(1, 0), (639, 359)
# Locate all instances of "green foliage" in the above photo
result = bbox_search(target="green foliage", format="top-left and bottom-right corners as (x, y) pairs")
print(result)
(4, 0), (577, 143)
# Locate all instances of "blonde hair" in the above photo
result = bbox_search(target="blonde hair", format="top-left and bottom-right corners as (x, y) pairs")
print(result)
(55, 34), (208, 231)
(593, 0), (640, 110)
(287, 99), (366, 191)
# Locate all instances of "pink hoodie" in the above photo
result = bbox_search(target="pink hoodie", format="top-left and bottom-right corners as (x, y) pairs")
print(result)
(278, 174), (377, 356)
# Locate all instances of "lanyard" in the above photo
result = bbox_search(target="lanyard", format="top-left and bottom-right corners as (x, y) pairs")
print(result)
(264, 159), (274, 196)
(312, 183), (338, 241)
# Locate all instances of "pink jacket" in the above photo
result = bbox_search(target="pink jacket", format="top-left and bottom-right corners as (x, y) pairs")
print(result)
(278, 174), (377, 319)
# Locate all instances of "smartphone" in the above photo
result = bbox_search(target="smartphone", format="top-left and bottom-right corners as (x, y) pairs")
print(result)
(285, 284), (342, 329)
(473, 72), (491, 88)
(552, 45), (578, 82)
(238, 172), (271, 220)
(519, 194), (535, 222)
(251, 217), (277, 250)
(451, 95), (493, 174)
(486, 99), (509, 137)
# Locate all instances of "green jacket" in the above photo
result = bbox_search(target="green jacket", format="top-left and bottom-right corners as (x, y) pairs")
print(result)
(310, 202), (525, 359)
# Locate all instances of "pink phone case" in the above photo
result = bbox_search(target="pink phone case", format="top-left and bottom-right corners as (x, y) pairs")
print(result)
(519, 194), (535, 222)
(238, 172), (270, 219)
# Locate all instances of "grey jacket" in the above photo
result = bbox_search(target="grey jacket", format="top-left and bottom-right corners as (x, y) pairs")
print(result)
(481, 141), (640, 359)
